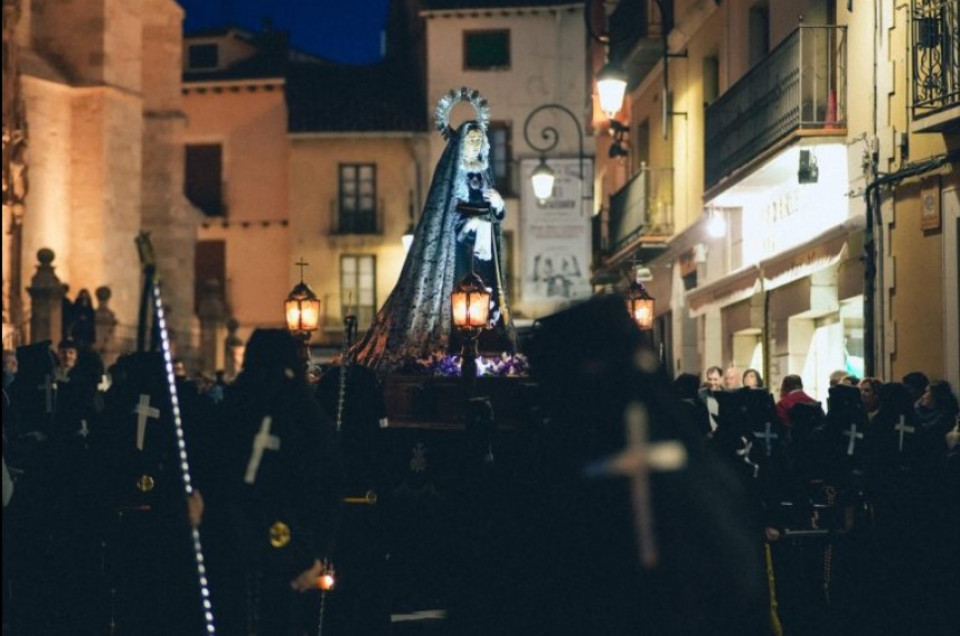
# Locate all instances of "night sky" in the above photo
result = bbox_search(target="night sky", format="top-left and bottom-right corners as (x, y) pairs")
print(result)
(178, 0), (393, 65)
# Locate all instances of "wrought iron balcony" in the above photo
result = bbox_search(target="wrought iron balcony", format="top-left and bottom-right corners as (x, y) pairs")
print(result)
(609, 0), (671, 88)
(330, 198), (383, 235)
(912, 0), (959, 125)
(604, 166), (673, 259)
(705, 25), (847, 191)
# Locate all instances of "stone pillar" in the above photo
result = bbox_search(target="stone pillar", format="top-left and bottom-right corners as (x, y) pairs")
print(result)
(3, 0), (29, 342)
(26, 248), (65, 344)
(223, 317), (243, 380)
(94, 285), (119, 366)
(197, 278), (225, 374)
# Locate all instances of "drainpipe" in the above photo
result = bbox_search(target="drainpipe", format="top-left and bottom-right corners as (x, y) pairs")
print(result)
(862, 150), (958, 377)
(759, 262), (771, 396)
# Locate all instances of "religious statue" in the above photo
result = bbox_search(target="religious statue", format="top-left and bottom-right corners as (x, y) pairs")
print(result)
(352, 87), (517, 371)
(2, 0), (28, 210)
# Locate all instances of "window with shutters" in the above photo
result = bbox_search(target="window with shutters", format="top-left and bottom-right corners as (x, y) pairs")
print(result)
(337, 164), (377, 234)
(487, 121), (512, 195)
(341, 255), (376, 327)
(185, 144), (224, 216)
(463, 30), (510, 70)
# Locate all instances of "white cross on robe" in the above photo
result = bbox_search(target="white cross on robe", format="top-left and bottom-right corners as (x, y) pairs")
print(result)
(97, 374), (111, 393)
(753, 420), (779, 457)
(37, 374), (56, 414)
(245, 416), (281, 485)
(132, 394), (160, 451)
(737, 436), (760, 478)
(843, 422), (864, 456)
(894, 415), (916, 453)
(584, 401), (687, 568)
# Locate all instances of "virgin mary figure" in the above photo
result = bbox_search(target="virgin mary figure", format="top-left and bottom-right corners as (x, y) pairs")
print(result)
(352, 88), (518, 372)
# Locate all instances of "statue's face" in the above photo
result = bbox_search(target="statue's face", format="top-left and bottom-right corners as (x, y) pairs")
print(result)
(463, 129), (484, 161)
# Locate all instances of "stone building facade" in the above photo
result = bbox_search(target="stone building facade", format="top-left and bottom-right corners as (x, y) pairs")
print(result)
(1, 0), (199, 359)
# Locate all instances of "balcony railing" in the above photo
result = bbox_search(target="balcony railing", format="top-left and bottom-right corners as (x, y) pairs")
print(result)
(609, 0), (671, 87)
(912, 0), (959, 119)
(705, 25), (847, 191)
(605, 166), (674, 256)
(330, 198), (384, 235)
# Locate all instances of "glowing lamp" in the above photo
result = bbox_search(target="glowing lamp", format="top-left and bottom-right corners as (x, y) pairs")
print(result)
(318, 573), (336, 591)
(451, 272), (491, 329)
(597, 59), (627, 119)
(626, 279), (655, 331)
(284, 280), (321, 334)
(530, 158), (556, 201)
(706, 207), (727, 239)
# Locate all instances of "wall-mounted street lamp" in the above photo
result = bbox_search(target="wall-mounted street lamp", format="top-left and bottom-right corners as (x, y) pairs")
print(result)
(523, 103), (584, 203)
(284, 258), (321, 362)
(626, 270), (655, 332)
(451, 271), (491, 398)
(584, 0), (627, 119)
(597, 60), (628, 119)
(530, 157), (556, 201)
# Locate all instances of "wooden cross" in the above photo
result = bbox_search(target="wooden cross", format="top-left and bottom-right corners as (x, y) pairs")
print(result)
(752, 420), (779, 457)
(245, 416), (281, 484)
(132, 394), (160, 451)
(37, 374), (56, 414)
(843, 421), (864, 456)
(585, 401), (687, 568)
(893, 415), (916, 453)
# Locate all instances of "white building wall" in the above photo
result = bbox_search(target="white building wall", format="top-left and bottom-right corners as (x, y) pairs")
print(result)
(423, 5), (594, 321)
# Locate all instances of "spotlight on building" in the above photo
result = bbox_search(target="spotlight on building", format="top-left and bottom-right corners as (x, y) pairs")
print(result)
(706, 207), (727, 238)
(798, 149), (819, 184)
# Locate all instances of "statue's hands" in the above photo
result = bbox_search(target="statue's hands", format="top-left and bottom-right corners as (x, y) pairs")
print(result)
(459, 218), (493, 260)
(483, 187), (504, 210)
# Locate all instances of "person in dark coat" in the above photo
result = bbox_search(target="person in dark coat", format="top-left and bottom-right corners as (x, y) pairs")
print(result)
(4, 342), (60, 635)
(483, 295), (770, 636)
(94, 351), (206, 635)
(674, 372), (712, 438)
(314, 354), (391, 636)
(211, 329), (344, 635)
(67, 289), (97, 348)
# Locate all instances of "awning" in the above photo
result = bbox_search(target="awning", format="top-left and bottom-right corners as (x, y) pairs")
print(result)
(685, 221), (862, 317)
(761, 228), (851, 291)
(687, 267), (762, 317)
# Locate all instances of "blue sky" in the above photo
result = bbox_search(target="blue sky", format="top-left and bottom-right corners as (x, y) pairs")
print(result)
(179, 0), (393, 65)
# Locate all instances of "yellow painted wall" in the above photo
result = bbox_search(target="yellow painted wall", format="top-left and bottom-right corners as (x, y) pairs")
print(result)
(887, 175), (955, 380)
(884, 1), (958, 380)
(183, 82), (290, 346)
(197, 222), (290, 344)
(183, 87), (288, 222)
(288, 135), (427, 345)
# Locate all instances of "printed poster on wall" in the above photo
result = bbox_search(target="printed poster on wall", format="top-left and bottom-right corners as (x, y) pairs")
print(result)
(520, 157), (593, 303)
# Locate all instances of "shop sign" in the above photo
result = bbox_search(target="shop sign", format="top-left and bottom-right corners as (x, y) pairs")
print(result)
(520, 158), (594, 302)
(921, 180), (941, 231)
